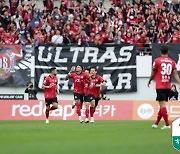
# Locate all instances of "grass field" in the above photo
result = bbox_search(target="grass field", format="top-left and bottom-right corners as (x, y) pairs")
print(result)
(0, 121), (178, 154)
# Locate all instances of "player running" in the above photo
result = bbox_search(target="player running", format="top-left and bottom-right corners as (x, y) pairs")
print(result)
(65, 65), (89, 123)
(42, 67), (59, 124)
(148, 45), (180, 129)
(84, 67), (106, 123)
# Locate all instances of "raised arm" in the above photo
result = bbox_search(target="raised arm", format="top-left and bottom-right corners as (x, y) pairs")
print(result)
(65, 66), (75, 81)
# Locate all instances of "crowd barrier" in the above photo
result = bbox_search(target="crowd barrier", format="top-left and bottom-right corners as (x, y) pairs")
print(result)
(0, 100), (179, 120)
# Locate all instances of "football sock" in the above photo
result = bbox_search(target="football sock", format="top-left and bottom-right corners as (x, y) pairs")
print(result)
(161, 107), (169, 126)
(50, 106), (56, 110)
(76, 103), (81, 116)
(155, 109), (162, 125)
(45, 109), (49, 119)
(85, 109), (89, 118)
(90, 107), (95, 117)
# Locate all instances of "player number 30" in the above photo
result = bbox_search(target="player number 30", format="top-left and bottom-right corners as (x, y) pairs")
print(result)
(161, 63), (172, 75)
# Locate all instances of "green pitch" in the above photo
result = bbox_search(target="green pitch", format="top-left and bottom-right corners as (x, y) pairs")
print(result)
(0, 121), (178, 154)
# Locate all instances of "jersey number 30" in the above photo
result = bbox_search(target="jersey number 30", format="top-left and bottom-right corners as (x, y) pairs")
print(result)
(161, 63), (172, 75)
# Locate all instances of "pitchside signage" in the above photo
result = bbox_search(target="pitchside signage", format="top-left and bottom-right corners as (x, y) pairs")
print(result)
(35, 45), (137, 93)
(0, 100), (179, 121)
(0, 94), (24, 100)
(172, 117), (180, 152)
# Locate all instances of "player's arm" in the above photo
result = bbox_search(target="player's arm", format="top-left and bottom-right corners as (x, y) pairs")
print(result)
(65, 66), (75, 80)
(65, 73), (71, 80)
(42, 77), (52, 89)
(96, 76), (106, 87)
(148, 69), (156, 87)
(42, 84), (52, 89)
(173, 69), (180, 88)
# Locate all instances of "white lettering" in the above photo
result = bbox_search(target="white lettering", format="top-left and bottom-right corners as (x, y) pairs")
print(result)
(19, 105), (31, 117)
(70, 47), (84, 63)
(116, 73), (132, 89)
(54, 47), (67, 63)
(103, 74), (114, 89)
(38, 46), (52, 62)
(98, 47), (117, 63)
(12, 104), (20, 116)
(82, 47), (98, 63)
(118, 46), (133, 62)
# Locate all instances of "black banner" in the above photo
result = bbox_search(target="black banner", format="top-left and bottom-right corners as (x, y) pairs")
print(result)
(0, 44), (32, 86)
(152, 44), (180, 71)
(35, 44), (137, 93)
(0, 94), (24, 100)
(152, 44), (180, 62)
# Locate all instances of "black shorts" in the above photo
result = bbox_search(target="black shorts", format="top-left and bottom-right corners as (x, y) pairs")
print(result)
(84, 94), (95, 102)
(156, 89), (171, 102)
(95, 97), (100, 107)
(74, 93), (84, 103)
(45, 97), (58, 106)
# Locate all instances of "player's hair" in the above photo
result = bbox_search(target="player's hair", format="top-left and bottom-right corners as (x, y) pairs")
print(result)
(50, 67), (56, 72)
(160, 45), (169, 55)
(90, 66), (97, 71)
(85, 67), (90, 72)
(76, 65), (83, 70)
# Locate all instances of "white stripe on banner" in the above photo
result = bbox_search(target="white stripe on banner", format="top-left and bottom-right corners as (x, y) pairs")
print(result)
(103, 66), (136, 70)
(35, 66), (67, 70)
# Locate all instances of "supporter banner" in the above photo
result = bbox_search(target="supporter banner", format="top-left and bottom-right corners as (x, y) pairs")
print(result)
(0, 100), (133, 120)
(152, 44), (180, 72)
(0, 100), (179, 120)
(0, 94), (24, 100)
(35, 45), (137, 93)
(0, 44), (32, 86)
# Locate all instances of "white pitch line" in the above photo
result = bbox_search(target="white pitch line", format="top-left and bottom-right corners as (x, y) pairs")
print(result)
(35, 65), (67, 70)
(103, 66), (136, 70)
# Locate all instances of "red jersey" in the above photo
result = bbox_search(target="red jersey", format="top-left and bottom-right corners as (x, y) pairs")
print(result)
(153, 56), (176, 89)
(84, 77), (89, 96)
(70, 72), (89, 94)
(87, 75), (104, 97)
(43, 75), (58, 98)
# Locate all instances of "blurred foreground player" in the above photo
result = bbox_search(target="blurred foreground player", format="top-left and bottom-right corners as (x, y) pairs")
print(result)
(42, 67), (59, 124)
(148, 45), (180, 129)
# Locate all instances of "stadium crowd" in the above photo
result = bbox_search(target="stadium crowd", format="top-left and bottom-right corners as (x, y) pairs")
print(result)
(0, 0), (179, 51)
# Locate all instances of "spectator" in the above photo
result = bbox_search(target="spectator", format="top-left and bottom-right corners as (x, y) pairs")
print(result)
(43, 0), (54, 13)
(9, 0), (19, 15)
(0, 0), (178, 48)
(51, 29), (63, 44)
(169, 84), (178, 100)
(25, 82), (38, 100)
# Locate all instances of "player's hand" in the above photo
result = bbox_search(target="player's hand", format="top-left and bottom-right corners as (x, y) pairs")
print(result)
(69, 66), (75, 73)
(147, 80), (151, 87)
(48, 84), (53, 88)
(96, 84), (101, 87)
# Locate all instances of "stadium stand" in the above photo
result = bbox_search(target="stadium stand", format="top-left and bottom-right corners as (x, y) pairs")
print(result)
(0, 0), (179, 55)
